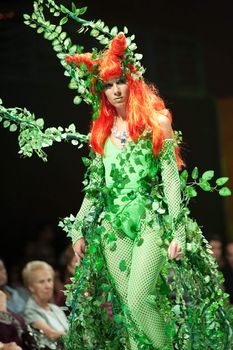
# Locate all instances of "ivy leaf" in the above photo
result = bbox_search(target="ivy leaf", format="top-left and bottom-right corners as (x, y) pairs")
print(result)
(119, 260), (127, 272)
(107, 232), (116, 241)
(152, 201), (159, 211)
(23, 14), (30, 20)
(110, 26), (118, 36)
(191, 166), (198, 180)
(60, 16), (68, 26)
(109, 241), (117, 251)
(135, 53), (143, 60)
(99, 38), (109, 45)
(172, 304), (181, 315)
(180, 169), (188, 189)
(71, 140), (79, 145)
(129, 43), (137, 51)
(36, 118), (44, 128)
(59, 32), (67, 41)
(71, 2), (76, 13)
(202, 170), (214, 181)
(73, 96), (82, 105)
(160, 281), (169, 295)
(68, 123), (76, 132)
(219, 187), (231, 196)
(9, 124), (17, 132)
(157, 207), (165, 214)
(3, 120), (10, 128)
(54, 45), (63, 52)
(101, 283), (110, 292)
(55, 26), (62, 34)
(37, 27), (44, 34)
(78, 7), (87, 15)
(216, 177), (229, 186)
(137, 238), (144, 246)
(89, 245), (97, 254)
(186, 186), (197, 198)
(114, 314), (124, 323)
(165, 321), (176, 338)
(204, 275), (210, 284)
(95, 257), (104, 271)
(103, 25), (109, 33)
(180, 169), (188, 181)
(48, 32), (58, 41)
(60, 5), (67, 14)
(199, 181), (211, 191)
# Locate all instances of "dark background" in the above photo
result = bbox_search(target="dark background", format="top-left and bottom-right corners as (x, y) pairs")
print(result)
(0, 0), (233, 267)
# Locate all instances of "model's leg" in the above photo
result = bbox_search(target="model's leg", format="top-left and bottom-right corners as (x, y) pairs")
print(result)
(101, 220), (138, 350)
(128, 219), (172, 350)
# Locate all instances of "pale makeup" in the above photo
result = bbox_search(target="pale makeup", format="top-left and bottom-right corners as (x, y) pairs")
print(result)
(103, 76), (129, 111)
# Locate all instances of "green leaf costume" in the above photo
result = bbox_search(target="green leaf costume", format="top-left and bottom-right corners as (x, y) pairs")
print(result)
(61, 130), (232, 350)
(1, 1), (233, 349)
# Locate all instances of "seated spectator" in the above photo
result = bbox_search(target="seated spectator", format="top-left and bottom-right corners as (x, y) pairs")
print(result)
(0, 342), (22, 350)
(0, 259), (26, 315)
(0, 289), (61, 350)
(22, 261), (68, 341)
(0, 290), (26, 349)
(209, 235), (225, 270)
(8, 263), (29, 304)
(222, 241), (233, 304)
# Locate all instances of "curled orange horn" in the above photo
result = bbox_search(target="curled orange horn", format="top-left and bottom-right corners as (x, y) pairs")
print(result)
(109, 33), (127, 56)
(99, 33), (127, 82)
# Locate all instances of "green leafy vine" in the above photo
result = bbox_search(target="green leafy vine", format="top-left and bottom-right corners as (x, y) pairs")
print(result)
(0, 99), (88, 161)
(23, 0), (145, 116)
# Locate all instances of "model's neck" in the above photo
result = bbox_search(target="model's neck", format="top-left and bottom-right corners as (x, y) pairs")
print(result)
(115, 106), (127, 120)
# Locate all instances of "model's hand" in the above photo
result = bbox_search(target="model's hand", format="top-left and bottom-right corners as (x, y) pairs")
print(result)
(168, 239), (182, 260)
(73, 238), (86, 265)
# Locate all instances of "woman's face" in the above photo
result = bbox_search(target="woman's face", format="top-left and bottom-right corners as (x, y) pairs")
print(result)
(29, 268), (54, 303)
(103, 76), (129, 109)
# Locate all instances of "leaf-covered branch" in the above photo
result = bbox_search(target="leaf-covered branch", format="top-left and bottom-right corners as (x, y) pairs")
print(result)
(179, 166), (231, 203)
(23, 0), (145, 112)
(0, 99), (88, 161)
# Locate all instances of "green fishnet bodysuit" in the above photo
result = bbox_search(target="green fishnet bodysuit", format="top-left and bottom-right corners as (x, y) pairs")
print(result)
(71, 136), (184, 349)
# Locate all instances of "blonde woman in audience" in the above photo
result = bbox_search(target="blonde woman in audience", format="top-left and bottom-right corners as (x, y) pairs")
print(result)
(22, 261), (68, 340)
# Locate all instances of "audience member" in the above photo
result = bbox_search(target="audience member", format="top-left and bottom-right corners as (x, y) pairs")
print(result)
(209, 235), (225, 270)
(222, 241), (233, 304)
(0, 259), (26, 315)
(0, 291), (25, 348)
(22, 261), (68, 341)
(7, 264), (29, 304)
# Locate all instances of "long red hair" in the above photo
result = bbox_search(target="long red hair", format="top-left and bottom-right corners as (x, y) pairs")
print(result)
(90, 75), (184, 169)
(66, 33), (184, 168)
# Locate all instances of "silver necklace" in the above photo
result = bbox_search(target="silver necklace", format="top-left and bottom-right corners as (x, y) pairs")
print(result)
(111, 125), (129, 146)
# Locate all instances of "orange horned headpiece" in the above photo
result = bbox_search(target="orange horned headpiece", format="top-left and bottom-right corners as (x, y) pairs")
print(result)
(66, 33), (128, 81)
(65, 32), (144, 118)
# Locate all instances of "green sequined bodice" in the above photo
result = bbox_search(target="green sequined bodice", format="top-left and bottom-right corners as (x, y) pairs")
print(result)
(102, 135), (159, 239)
(103, 136), (158, 189)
